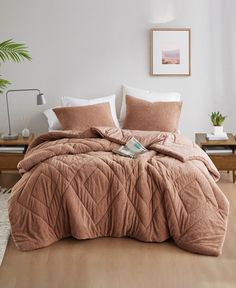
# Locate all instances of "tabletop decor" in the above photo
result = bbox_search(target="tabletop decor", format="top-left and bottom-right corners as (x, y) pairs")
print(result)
(151, 28), (191, 76)
(2, 89), (46, 140)
(210, 111), (227, 135)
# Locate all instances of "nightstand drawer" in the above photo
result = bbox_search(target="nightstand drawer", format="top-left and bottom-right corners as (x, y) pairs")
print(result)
(210, 155), (236, 170)
(0, 133), (35, 172)
(0, 154), (24, 170)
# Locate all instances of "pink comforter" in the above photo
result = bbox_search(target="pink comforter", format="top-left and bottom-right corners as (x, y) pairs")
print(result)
(8, 127), (229, 256)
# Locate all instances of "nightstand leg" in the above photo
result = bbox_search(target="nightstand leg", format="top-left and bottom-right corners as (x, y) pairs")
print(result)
(233, 170), (236, 183)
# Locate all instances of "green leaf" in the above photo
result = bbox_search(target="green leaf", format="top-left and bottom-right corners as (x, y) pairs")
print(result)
(0, 39), (32, 64)
(0, 78), (11, 94)
(210, 111), (227, 126)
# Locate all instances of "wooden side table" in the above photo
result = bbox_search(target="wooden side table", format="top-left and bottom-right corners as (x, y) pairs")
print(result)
(0, 133), (35, 172)
(195, 133), (236, 183)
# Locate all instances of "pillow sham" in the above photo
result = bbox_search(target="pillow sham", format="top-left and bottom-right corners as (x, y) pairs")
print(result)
(120, 85), (149, 123)
(122, 95), (182, 132)
(44, 94), (119, 131)
(62, 94), (119, 127)
(53, 103), (116, 131)
(120, 85), (181, 123)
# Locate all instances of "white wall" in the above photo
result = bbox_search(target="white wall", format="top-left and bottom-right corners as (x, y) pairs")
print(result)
(0, 0), (235, 139)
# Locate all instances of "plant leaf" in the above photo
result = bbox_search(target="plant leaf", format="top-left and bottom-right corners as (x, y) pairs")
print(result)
(210, 111), (227, 126)
(0, 39), (32, 63)
(0, 78), (11, 94)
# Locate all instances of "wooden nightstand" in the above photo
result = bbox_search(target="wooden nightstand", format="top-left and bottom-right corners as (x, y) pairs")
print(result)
(0, 134), (35, 172)
(195, 133), (236, 183)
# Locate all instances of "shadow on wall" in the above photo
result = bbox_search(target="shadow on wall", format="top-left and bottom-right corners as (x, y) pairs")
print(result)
(148, 0), (184, 24)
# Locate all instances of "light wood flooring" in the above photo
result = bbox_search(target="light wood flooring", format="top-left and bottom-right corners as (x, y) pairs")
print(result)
(0, 172), (236, 288)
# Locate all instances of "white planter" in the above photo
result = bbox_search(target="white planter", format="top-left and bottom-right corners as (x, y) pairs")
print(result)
(213, 126), (224, 135)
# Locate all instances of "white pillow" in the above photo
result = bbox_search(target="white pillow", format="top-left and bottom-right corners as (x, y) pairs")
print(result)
(43, 108), (62, 130)
(120, 85), (181, 123)
(62, 94), (119, 127)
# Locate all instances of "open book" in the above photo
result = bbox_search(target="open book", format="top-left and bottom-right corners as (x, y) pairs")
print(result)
(112, 137), (148, 158)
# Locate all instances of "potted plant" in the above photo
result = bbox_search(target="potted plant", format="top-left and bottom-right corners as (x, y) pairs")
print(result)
(210, 111), (227, 135)
(0, 39), (31, 94)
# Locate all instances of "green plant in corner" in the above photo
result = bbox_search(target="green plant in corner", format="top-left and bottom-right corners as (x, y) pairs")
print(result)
(210, 111), (227, 126)
(0, 39), (32, 93)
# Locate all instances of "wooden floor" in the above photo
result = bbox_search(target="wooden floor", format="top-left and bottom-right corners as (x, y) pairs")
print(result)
(0, 172), (236, 288)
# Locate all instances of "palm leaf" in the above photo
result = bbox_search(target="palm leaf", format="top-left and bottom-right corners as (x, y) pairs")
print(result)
(0, 39), (32, 63)
(0, 78), (11, 94)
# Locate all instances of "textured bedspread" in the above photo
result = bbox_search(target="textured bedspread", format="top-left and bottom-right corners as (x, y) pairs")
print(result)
(8, 127), (229, 256)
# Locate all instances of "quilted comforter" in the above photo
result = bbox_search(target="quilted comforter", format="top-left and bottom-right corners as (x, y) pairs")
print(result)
(8, 127), (229, 256)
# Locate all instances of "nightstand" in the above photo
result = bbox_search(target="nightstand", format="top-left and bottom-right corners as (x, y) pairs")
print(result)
(195, 133), (236, 183)
(0, 133), (35, 172)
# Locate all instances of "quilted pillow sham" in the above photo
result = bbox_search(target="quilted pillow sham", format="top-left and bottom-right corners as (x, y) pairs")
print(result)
(122, 95), (182, 132)
(44, 94), (119, 131)
(53, 103), (116, 131)
(62, 94), (119, 127)
(120, 85), (181, 123)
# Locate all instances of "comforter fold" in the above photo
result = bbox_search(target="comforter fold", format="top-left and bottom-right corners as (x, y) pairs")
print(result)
(9, 127), (229, 256)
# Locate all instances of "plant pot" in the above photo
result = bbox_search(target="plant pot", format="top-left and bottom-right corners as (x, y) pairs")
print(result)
(213, 126), (224, 135)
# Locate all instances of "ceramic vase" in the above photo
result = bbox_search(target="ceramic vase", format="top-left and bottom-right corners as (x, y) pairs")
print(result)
(22, 128), (30, 138)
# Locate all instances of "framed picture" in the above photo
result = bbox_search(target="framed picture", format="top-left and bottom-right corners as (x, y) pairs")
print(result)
(151, 28), (191, 76)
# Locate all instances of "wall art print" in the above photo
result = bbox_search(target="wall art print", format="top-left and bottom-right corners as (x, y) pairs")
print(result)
(151, 28), (191, 76)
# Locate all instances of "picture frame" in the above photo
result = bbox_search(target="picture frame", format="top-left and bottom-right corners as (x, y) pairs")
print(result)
(151, 28), (191, 76)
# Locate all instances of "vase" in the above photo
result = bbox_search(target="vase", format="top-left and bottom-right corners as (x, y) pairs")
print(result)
(213, 126), (224, 135)
(22, 128), (30, 138)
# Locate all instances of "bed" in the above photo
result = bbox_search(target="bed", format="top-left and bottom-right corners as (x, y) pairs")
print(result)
(8, 127), (229, 256)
